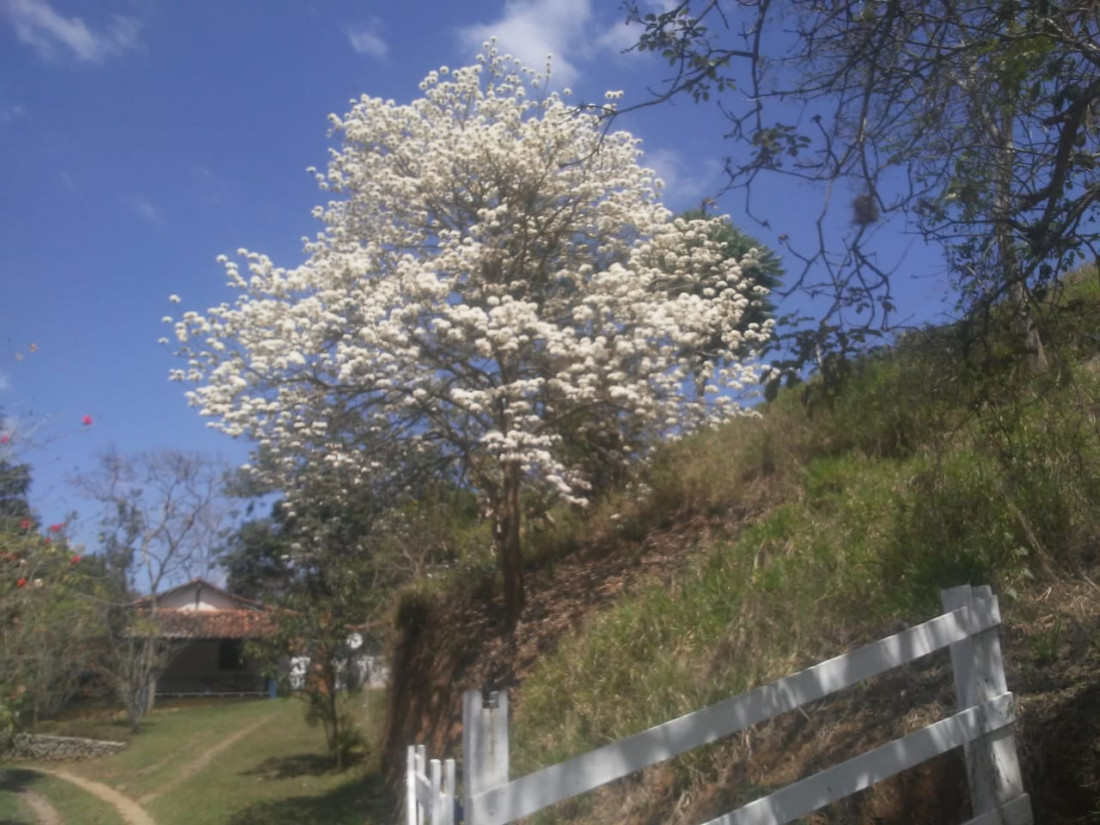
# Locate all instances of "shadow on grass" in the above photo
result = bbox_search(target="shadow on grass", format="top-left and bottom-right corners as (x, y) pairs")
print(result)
(0, 768), (44, 825)
(0, 768), (41, 792)
(240, 753), (336, 780)
(226, 770), (391, 825)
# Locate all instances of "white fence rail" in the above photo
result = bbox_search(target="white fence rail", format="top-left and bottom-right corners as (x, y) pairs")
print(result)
(406, 584), (1031, 825)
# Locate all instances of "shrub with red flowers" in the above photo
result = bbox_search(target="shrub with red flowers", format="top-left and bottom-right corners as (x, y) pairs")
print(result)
(1, 459), (98, 747)
(1, 388), (102, 743)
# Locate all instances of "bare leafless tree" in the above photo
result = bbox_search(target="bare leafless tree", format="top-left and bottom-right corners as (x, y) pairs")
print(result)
(77, 448), (232, 729)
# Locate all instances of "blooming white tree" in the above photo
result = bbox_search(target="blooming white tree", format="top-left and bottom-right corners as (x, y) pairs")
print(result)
(170, 47), (772, 625)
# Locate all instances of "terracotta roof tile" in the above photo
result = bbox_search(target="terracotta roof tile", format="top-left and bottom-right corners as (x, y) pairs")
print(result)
(141, 608), (279, 640)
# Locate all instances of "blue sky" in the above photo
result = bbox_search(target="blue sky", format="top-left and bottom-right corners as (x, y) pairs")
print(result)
(0, 0), (951, 548)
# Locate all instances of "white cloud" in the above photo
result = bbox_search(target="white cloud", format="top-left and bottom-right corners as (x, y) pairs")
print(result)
(346, 22), (388, 59)
(596, 16), (643, 54)
(457, 0), (593, 85)
(130, 194), (163, 225)
(643, 147), (722, 209)
(5, 0), (140, 63)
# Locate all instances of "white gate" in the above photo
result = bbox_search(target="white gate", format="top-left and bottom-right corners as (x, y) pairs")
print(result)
(407, 584), (1031, 825)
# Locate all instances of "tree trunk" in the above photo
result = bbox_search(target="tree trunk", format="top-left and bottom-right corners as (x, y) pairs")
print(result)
(145, 675), (158, 714)
(498, 459), (525, 627)
(144, 640), (159, 714)
(994, 97), (1049, 373)
(1008, 278), (1048, 372)
(328, 683), (342, 770)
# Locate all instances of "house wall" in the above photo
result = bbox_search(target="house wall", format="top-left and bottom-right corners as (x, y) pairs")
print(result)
(157, 639), (267, 695)
(158, 585), (241, 611)
(288, 654), (389, 690)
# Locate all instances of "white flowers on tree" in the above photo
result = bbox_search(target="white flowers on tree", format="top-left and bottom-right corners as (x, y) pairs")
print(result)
(170, 47), (772, 625)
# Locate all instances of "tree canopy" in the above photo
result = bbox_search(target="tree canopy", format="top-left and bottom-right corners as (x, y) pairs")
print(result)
(171, 46), (772, 624)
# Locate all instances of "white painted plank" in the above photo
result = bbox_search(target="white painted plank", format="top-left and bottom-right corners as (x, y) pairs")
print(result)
(430, 759), (442, 822)
(488, 691), (509, 790)
(943, 586), (1025, 814)
(962, 794), (1033, 825)
(700, 693), (1015, 825)
(441, 759), (456, 825)
(970, 586), (1025, 810)
(415, 772), (433, 809)
(406, 746), (417, 825)
(468, 599), (999, 825)
(463, 690), (485, 807)
(413, 745), (429, 825)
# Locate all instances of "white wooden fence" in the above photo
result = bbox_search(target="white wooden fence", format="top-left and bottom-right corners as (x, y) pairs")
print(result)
(406, 584), (1032, 825)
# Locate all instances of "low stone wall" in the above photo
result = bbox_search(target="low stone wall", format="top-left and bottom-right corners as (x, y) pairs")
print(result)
(6, 733), (127, 761)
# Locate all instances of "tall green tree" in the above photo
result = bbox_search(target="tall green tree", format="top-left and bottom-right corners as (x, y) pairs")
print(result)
(626, 1), (1100, 372)
(221, 509), (295, 603)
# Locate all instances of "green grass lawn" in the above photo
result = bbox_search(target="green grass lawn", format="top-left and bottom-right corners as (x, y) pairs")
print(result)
(0, 772), (35, 825)
(0, 767), (124, 824)
(13, 692), (390, 825)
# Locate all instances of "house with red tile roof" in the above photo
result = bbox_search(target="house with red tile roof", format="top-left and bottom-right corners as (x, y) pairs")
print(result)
(134, 578), (279, 697)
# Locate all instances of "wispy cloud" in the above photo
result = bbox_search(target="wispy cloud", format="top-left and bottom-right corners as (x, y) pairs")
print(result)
(596, 16), (645, 55)
(0, 373), (10, 393)
(191, 163), (229, 204)
(346, 21), (388, 59)
(643, 147), (723, 209)
(130, 194), (163, 225)
(0, 102), (26, 122)
(457, 0), (594, 85)
(5, 0), (140, 64)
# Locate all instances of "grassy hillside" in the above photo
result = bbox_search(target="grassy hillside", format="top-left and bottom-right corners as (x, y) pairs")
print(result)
(384, 269), (1100, 823)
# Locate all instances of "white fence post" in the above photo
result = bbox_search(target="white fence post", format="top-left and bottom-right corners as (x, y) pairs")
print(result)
(430, 758), (442, 823)
(406, 744), (457, 825)
(443, 757), (457, 825)
(463, 689), (510, 825)
(406, 745), (417, 825)
(941, 585), (1026, 817)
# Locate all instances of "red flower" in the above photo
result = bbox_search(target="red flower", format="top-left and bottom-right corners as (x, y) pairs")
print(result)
(49, 523), (63, 533)
(20, 518), (30, 531)
(0, 434), (9, 445)
(81, 415), (93, 426)
(42, 537), (51, 546)
(70, 555), (81, 565)
(17, 578), (26, 588)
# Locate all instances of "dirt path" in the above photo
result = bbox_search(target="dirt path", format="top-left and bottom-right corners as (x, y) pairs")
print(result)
(31, 767), (156, 825)
(19, 788), (62, 825)
(138, 714), (268, 805)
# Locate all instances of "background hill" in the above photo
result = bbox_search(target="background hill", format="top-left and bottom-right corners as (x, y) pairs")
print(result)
(383, 267), (1100, 823)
